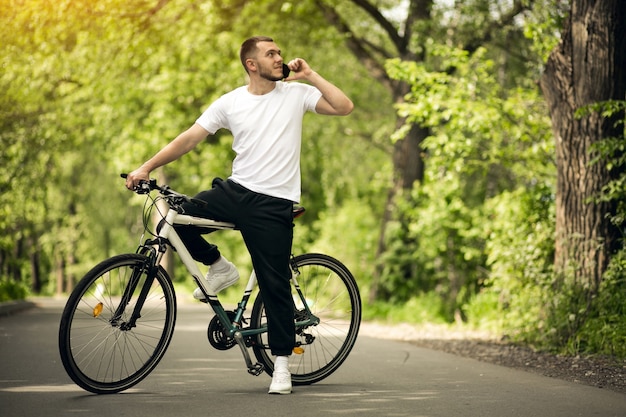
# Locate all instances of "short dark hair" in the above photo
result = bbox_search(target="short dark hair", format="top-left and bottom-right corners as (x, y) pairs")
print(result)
(240, 36), (274, 73)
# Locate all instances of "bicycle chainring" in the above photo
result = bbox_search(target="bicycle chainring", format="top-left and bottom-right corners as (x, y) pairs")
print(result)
(207, 311), (237, 351)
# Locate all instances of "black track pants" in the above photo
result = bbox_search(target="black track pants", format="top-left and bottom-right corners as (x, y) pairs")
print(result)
(175, 178), (296, 356)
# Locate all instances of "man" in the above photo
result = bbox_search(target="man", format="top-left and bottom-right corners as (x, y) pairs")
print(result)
(125, 36), (353, 394)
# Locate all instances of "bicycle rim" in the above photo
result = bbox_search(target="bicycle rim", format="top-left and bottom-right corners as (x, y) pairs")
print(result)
(251, 253), (361, 385)
(58, 254), (176, 394)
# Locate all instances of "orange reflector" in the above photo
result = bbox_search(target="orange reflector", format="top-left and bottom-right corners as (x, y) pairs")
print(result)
(293, 347), (305, 355)
(93, 302), (103, 318)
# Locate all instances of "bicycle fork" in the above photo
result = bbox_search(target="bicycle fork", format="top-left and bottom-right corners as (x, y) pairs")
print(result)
(110, 243), (163, 330)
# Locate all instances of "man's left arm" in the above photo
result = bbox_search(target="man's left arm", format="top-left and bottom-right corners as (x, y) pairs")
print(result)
(285, 58), (354, 116)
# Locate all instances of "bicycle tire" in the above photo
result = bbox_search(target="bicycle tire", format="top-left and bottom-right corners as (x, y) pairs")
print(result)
(58, 253), (176, 394)
(250, 253), (361, 385)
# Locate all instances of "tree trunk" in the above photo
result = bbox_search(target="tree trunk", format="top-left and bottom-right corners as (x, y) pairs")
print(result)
(29, 235), (41, 293)
(369, 113), (427, 301)
(55, 255), (64, 296)
(540, 1), (626, 291)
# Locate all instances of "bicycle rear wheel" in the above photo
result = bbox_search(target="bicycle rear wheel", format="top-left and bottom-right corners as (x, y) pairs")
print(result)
(58, 253), (176, 394)
(250, 253), (361, 385)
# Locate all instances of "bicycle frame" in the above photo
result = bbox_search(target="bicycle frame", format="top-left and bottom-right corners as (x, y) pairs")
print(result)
(137, 205), (319, 375)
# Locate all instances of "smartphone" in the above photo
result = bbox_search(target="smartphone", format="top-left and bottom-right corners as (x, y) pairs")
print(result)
(282, 63), (290, 79)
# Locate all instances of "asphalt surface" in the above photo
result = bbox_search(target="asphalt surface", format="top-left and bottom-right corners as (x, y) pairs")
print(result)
(2, 298), (626, 417)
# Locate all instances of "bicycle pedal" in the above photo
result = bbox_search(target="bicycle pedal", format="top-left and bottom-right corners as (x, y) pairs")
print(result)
(247, 363), (264, 376)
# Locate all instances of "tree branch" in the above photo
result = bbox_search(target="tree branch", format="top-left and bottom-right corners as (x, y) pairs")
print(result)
(314, 0), (391, 88)
(403, 0), (433, 60)
(349, 0), (405, 53)
(464, 0), (534, 54)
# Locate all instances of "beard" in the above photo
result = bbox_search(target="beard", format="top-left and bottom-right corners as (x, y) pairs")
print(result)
(259, 65), (284, 82)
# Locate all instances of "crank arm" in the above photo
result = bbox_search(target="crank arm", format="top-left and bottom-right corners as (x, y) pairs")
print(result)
(233, 331), (265, 376)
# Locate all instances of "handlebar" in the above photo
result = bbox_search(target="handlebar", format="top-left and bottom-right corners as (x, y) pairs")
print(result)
(120, 173), (207, 208)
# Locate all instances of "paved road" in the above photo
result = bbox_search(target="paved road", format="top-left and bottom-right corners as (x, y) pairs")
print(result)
(2, 299), (626, 417)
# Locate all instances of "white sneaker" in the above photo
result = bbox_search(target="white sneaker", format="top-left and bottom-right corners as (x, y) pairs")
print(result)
(268, 369), (292, 394)
(193, 260), (239, 300)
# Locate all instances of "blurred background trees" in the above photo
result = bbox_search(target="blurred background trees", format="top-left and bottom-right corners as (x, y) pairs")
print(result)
(2, 0), (624, 357)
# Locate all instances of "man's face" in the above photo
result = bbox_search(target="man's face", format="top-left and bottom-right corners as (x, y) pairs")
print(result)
(252, 41), (284, 81)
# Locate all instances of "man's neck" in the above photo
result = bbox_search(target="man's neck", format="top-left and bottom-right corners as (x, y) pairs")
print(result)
(247, 78), (277, 95)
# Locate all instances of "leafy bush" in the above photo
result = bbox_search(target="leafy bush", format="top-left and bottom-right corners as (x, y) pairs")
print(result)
(479, 184), (556, 343)
(0, 278), (28, 302)
(559, 240), (626, 357)
(306, 200), (379, 292)
(378, 45), (554, 323)
(462, 290), (503, 334)
(363, 292), (448, 325)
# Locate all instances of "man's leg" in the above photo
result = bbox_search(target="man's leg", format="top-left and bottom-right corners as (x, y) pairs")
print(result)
(238, 198), (294, 394)
(187, 179), (295, 392)
(173, 225), (221, 265)
(173, 178), (236, 265)
(239, 200), (295, 356)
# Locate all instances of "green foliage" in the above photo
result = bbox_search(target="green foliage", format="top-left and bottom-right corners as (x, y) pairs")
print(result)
(0, 278), (28, 302)
(303, 200), (379, 292)
(363, 292), (448, 325)
(0, 0), (392, 301)
(571, 251), (626, 357)
(518, 251), (626, 358)
(381, 43), (554, 322)
(377, 177), (489, 322)
(481, 99), (626, 355)
(462, 290), (502, 333)
(522, 0), (569, 64)
(480, 185), (556, 342)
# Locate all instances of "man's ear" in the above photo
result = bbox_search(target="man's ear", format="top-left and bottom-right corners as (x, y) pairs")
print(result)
(245, 59), (256, 73)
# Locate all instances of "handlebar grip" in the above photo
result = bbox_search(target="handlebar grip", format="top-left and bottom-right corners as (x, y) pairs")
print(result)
(121, 173), (153, 194)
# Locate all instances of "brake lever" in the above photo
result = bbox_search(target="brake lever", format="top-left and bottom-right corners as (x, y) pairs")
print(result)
(120, 173), (154, 194)
(137, 181), (152, 194)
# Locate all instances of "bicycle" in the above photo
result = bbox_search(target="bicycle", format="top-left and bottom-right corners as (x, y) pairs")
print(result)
(58, 176), (362, 394)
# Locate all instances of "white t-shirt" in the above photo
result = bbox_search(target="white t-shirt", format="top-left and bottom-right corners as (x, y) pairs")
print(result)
(195, 82), (322, 203)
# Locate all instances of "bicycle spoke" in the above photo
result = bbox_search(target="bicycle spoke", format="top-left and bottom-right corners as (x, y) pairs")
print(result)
(59, 254), (176, 393)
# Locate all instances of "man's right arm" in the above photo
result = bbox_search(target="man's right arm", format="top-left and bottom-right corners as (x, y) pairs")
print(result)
(125, 123), (209, 190)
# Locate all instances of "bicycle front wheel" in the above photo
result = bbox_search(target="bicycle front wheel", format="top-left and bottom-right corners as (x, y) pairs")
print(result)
(251, 253), (361, 385)
(58, 253), (176, 394)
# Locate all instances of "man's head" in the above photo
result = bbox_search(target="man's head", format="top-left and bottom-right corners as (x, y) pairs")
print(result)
(240, 36), (284, 81)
